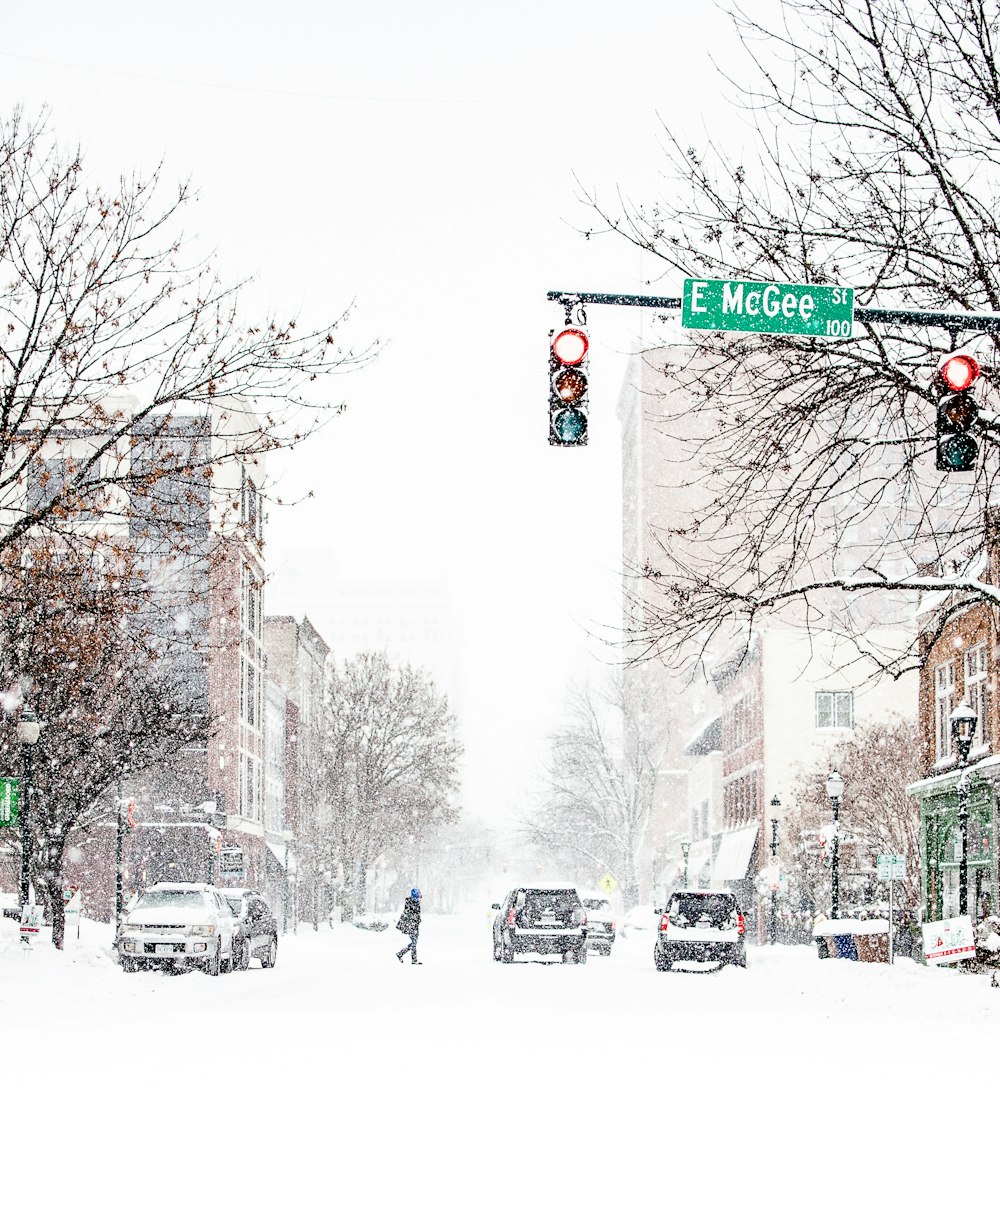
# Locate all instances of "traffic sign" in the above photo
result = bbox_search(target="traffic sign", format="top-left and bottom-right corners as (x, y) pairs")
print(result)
(877, 854), (906, 881)
(682, 278), (854, 338)
(0, 778), (19, 827)
(598, 873), (618, 895)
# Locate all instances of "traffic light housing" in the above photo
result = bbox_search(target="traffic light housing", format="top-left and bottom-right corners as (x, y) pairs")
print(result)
(549, 325), (589, 446)
(935, 351), (981, 472)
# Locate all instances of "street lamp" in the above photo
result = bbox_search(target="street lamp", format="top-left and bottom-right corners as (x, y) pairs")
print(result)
(680, 839), (691, 890)
(16, 707), (40, 910)
(770, 795), (781, 944)
(825, 771), (845, 919)
(950, 702), (978, 917)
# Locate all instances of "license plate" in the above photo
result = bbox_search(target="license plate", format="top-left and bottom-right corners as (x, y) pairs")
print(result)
(696, 921), (711, 928)
(155, 944), (175, 955)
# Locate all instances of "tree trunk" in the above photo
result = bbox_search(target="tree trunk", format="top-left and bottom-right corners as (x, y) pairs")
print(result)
(354, 863), (368, 916)
(46, 845), (66, 950)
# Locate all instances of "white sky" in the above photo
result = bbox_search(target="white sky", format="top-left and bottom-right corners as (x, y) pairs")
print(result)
(1, 1), (764, 826)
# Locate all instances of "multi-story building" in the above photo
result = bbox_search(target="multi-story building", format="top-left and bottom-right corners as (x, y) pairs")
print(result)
(908, 520), (1000, 923)
(6, 397), (271, 918)
(264, 614), (331, 922)
(618, 345), (917, 922)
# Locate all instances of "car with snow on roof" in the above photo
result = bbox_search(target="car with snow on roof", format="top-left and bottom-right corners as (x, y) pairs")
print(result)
(654, 890), (746, 971)
(491, 883), (588, 964)
(579, 890), (616, 956)
(118, 882), (237, 975)
(220, 887), (279, 970)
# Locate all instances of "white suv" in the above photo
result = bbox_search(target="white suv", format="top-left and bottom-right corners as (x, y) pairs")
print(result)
(119, 882), (237, 975)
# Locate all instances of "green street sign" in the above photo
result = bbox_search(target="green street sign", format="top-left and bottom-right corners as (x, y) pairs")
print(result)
(877, 853), (906, 881)
(0, 777), (20, 827)
(682, 278), (855, 338)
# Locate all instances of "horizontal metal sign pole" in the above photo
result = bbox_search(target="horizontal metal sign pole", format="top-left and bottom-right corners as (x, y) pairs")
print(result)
(547, 290), (1000, 331)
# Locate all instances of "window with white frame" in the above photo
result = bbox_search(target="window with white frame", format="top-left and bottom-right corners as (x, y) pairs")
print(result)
(936, 660), (957, 761)
(965, 643), (990, 749)
(815, 691), (854, 729)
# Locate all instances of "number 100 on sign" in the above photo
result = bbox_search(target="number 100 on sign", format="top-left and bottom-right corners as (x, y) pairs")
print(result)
(682, 278), (854, 338)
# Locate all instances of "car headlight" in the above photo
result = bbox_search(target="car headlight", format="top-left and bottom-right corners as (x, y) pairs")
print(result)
(190, 924), (216, 936)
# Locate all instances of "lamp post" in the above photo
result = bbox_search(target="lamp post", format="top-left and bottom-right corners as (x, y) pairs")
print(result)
(770, 795), (781, 944)
(950, 702), (978, 917)
(16, 707), (40, 910)
(680, 839), (691, 890)
(826, 771), (845, 919)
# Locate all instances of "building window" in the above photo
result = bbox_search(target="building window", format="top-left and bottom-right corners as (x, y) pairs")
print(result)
(936, 661), (956, 761)
(816, 691), (853, 729)
(965, 644), (990, 750)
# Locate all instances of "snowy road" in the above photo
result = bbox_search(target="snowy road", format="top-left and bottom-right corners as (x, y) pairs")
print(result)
(4, 912), (999, 1227)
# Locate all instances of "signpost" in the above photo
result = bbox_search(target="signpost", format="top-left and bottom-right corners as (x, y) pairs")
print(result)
(0, 777), (19, 828)
(63, 886), (82, 941)
(19, 898), (42, 946)
(681, 278), (855, 338)
(877, 853), (907, 964)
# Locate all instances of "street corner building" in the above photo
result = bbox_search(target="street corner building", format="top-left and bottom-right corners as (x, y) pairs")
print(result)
(907, 525), (1000, 923)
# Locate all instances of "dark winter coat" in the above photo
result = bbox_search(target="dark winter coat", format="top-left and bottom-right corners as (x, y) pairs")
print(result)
(397, 897), (421, 936)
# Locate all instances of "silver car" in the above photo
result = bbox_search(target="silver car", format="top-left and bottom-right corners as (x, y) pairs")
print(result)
(119, 882), (237, 975)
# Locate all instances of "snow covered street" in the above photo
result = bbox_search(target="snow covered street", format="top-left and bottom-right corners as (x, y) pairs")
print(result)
(4, 911), (998, 1227)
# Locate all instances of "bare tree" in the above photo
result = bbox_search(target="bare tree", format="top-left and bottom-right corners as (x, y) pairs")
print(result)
(318, 653), (462, 917)
(0, 541), (206, 947)
(779, 719), (922, 928)
(582, 0), (1000, 678)
(525, 672), (658, 908)
(0, 106), (376, 580)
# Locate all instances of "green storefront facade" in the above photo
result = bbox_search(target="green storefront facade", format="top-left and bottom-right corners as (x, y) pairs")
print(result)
(909, 761), (1000, 922)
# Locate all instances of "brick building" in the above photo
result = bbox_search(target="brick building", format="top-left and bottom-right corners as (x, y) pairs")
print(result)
(908, 530), (1000, 923)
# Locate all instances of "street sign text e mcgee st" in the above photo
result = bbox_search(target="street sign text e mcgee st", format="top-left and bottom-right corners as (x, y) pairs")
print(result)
(682, 278), (855, 338)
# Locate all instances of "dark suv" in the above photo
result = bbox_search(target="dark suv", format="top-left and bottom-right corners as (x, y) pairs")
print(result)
(654, 890), (746, 970)
(492, 885), (588, 964)
(221, 889), (279, 970)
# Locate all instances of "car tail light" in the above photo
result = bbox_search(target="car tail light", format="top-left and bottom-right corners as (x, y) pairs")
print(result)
(610, 921), (616, 931)
(581, 910), (587, 927)
(659, 914), (669, 932)
(508, 908), (516, 926)
(737, 913), (745, 936)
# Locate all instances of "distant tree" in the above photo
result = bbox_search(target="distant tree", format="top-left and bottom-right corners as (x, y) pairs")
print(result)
(525, 671), (658, 908)
(318, 653), (462, 917)
(779, 719), (922, 924)
(0, 106), (376, 590)
(582, 0), (1000, 679)
(0, 541), (206, 947)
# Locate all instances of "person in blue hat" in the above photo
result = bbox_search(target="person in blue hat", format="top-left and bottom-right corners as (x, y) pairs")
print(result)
(395, 887), (422, 964)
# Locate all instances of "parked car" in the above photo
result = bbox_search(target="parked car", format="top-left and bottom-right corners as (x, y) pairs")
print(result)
(118, 882), (237, 975)
(580, 891), (616, 955)
(220, 888), (279, 970)
(654, 890), (746, 970)
(491, 885), (588, 964)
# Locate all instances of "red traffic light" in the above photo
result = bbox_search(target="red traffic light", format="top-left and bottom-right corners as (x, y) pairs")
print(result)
(939, 352), (980, 392)
(551, 328), (589, 366)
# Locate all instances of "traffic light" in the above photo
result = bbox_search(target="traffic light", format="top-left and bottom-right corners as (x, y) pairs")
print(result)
(935, 351), (981, 472)
(549, 325), (589, 446)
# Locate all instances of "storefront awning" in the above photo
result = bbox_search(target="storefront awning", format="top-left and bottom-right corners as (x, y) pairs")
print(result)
(682, 716), (722, 757)
(265, 841), (298, 877)
(712, 825), (758, 883)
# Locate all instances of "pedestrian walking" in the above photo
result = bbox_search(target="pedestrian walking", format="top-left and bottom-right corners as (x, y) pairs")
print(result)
(395, 887), (422, 964)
